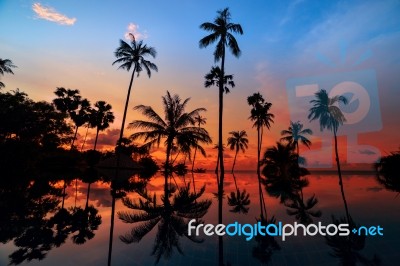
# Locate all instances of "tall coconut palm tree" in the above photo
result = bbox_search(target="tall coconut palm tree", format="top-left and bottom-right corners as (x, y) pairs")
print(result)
(129, 91), (212, 193)
(280, 121), (313, 156)
(227, 130), (248, 173)
(112, 34), (158, 143)
(89, 101), (115, 151)
(247, 92), (274, 220)
(308, 89), (349, 221)
(199, 7), (243, 180)
(0, 58), (16, 88)
(191, 115), (207, 172)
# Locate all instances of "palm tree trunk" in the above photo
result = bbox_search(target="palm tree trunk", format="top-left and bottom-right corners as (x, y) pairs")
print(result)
(108, 67), (136, 266)
(118, 67), (136, 142)
(215, 151), (219, 174)
(217, 51), (225, 266)
(85, 182), (91, 210)
(257, 125), (264, 220)
(94, 128), (100, 151)
(62, 179), (67, 209)
(108, 188), (116, 266)
(80, 125), (90, 152)
(232, 149), (238, 173)
(165, 138), (173, 200)
(191, 146), (198, 172)
(333, 129), (350, 222)
(71, 126), (79, 149)
(232, 173), (239, 192)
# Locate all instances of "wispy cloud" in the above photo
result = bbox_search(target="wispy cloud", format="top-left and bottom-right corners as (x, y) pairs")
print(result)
(124, 23), (147, 40)
(279, 0), (304, 26)
(32, 3), (76, 26)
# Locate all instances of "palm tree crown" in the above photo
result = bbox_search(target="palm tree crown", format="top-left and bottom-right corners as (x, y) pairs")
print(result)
(227, 130), (249, 153)
(113, 34), (158, 77)
(0, 58), (16, 88)
(248, 93), (274, 131)
(280, 121), (313, 155)
(204, 66), (235, 93)
(308, 89), (348, 133)
(129, 91), (212, 169)
(199, 8), (243, 61)
(89, 101), (115, 150)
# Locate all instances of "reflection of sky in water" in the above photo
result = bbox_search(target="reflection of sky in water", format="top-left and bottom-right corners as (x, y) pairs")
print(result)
(2, 173), (400, 266)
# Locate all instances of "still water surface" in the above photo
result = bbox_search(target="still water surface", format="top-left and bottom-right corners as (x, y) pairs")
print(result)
(1, 172), (399, 266)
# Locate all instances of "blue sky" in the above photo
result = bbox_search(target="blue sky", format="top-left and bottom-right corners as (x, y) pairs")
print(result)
(1, 0), (399, 167)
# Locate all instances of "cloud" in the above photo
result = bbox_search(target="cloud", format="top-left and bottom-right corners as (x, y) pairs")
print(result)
(32, 3), (76, 26)
(359, 149), (377, 155)
(124, 23), (147, 41)
(279, 0), (304, 26)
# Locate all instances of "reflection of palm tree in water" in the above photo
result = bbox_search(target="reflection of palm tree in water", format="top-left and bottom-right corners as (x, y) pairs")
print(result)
(227, 173), (250, 214)
(118, 182), (211, 263)
(325, 216), (381, 266)
(285, 193), (322, 225)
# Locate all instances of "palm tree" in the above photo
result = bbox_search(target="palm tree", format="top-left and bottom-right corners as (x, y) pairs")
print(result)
(129, 91), (212, 193)
(191, 115), (207, 172)
(199, 7), (243, 181)
(0, 58), (16, 88)
(69, 99), (91, 149)
(89, 101), (115, 151)
(213, 143), (225, 174)
(280, 121), (313, 156)
(112, 34), (158, 143)
(227, 130), (248, 173)
(308, 89), (349, 221)
(53, 88), (88, 149)
(247, 92), (274, 220)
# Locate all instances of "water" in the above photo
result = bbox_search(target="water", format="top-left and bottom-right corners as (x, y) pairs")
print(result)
(1, 172), (399, 266)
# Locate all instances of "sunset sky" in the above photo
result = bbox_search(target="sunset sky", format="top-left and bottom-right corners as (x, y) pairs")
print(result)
(1, 0), (399, 170)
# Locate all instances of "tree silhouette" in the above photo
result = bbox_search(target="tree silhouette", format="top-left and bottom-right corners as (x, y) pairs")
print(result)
(280, 121), (313, 156)
(199, 11), (243, 236)
(191, 115), (207, 172)
(227, 130), (248, 173)
(308, 89), (349, 221)
(248, 92), (274, 220)
(0, 58), (16, 88)
(129, 91), (211, 196)
(89, 101), (115, 150)
(112, 33), (158, 143)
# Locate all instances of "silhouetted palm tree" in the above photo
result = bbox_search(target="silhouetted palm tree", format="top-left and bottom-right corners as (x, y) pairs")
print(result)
(280, 121), (313, 156)
(375, 149), (400, 195)
(89, 101), (115, 150)
(112, 34), (158, 143)
(53, 88), (89, 149)
(200, 7), (243, 179)
(0, 58), (16, 88)
(308, 89), (349, 221)
(191, 115), (207, 172)
(129, 91), (212, 194)
(227, 130), (248, 173)
(248, 92), (274, 220)
(118, 184), (211, 264)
